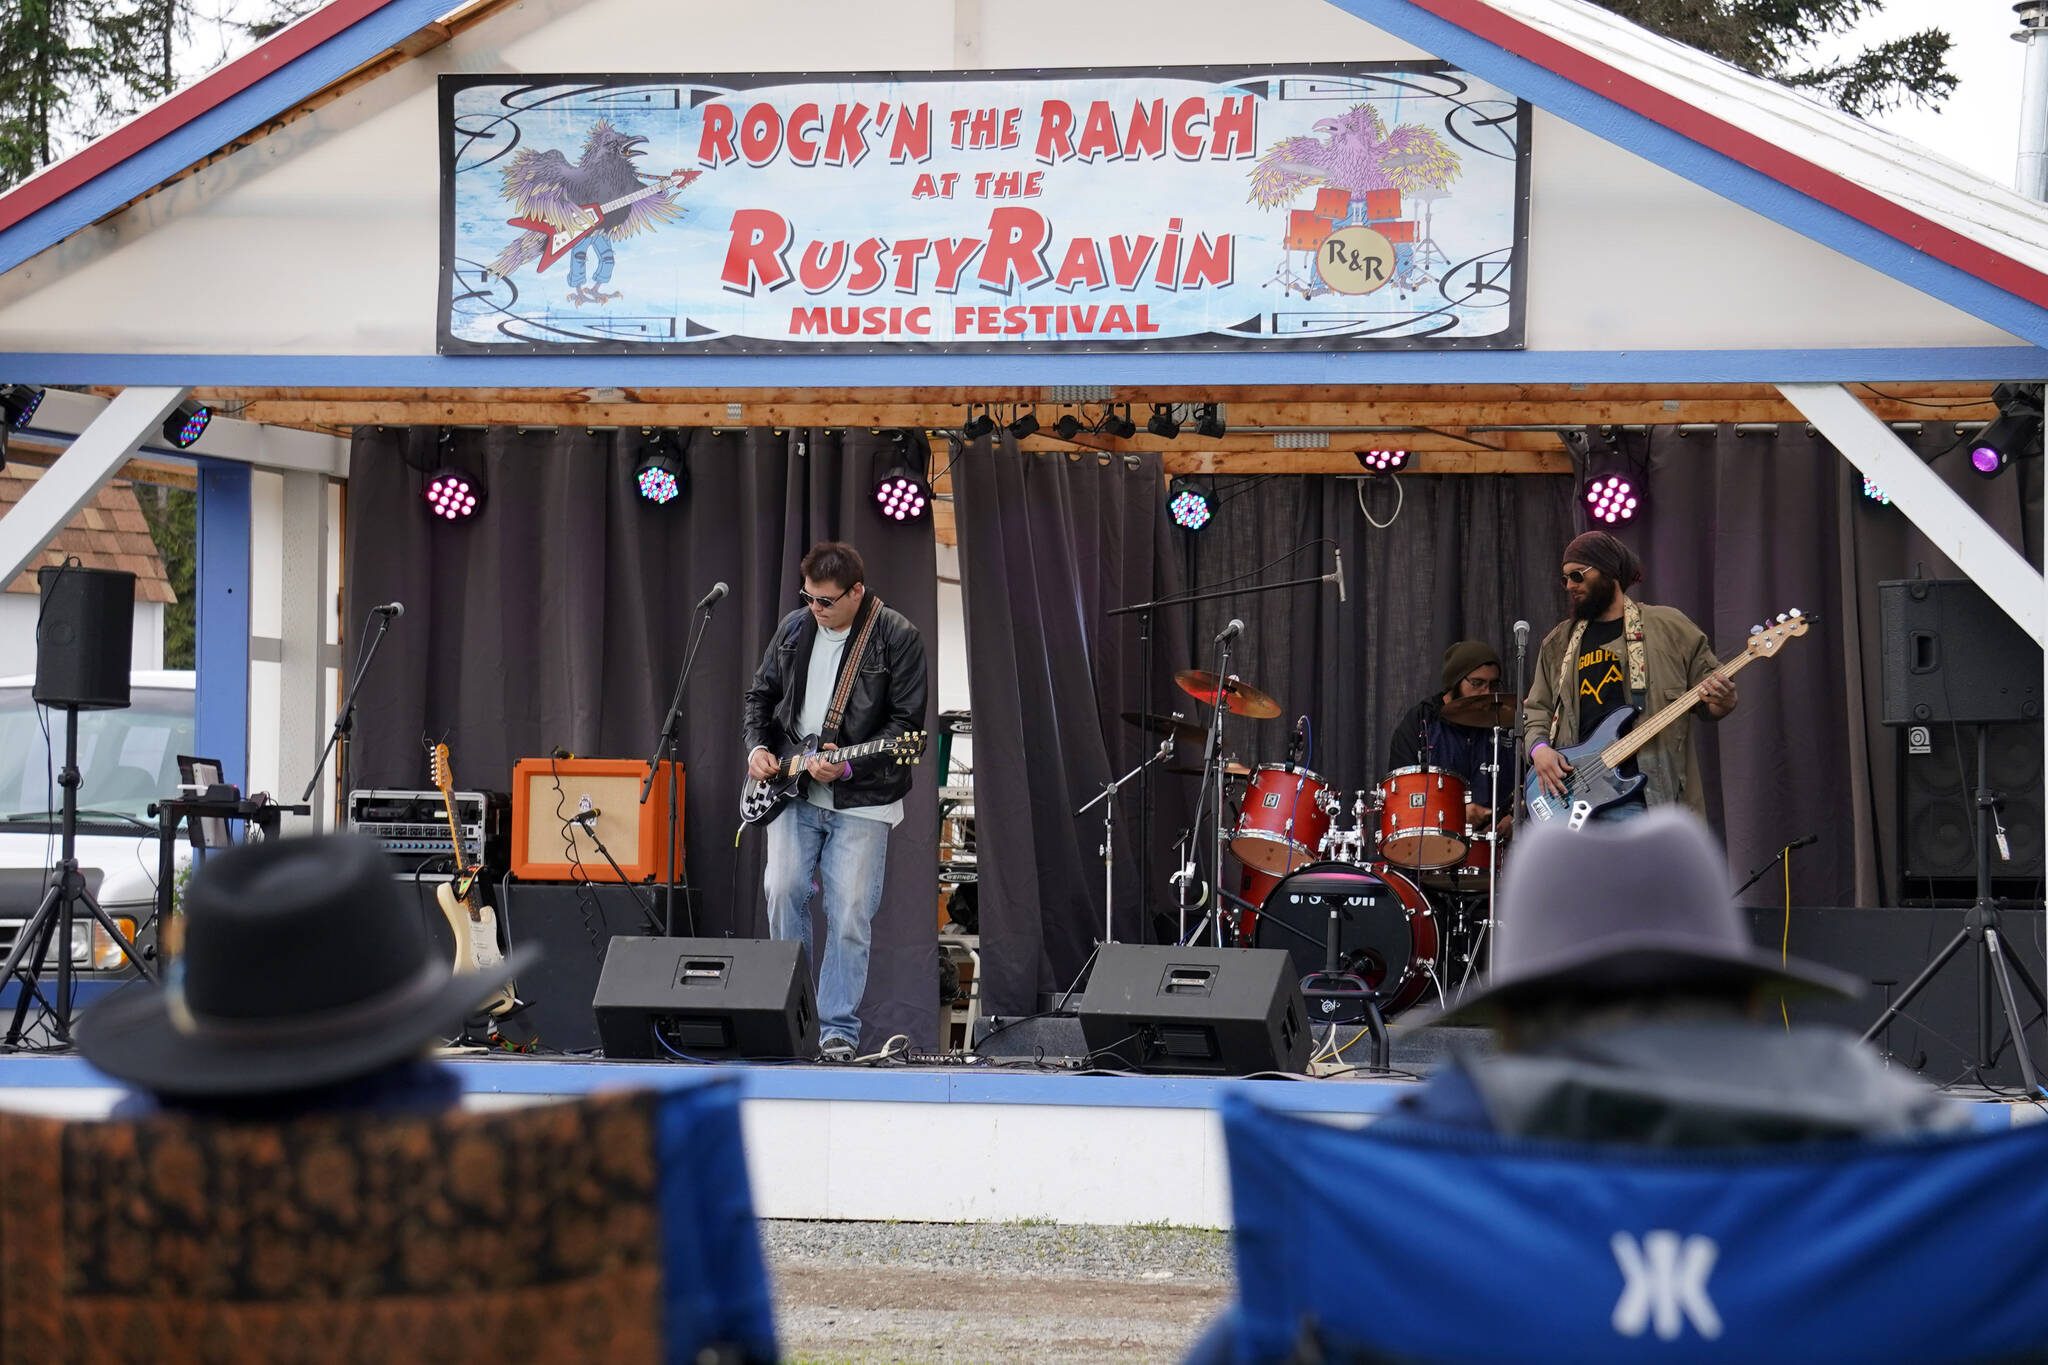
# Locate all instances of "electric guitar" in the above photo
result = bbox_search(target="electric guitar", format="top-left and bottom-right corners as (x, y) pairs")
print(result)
(740, 730), (927, 827)
(429, 743), (515, 1016)
(506, 169), (701, 273)
(1524, 609), (1812, 829)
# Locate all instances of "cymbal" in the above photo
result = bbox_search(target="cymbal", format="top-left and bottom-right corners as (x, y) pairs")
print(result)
(1440, 690), (1523, 729)
(1121, 712), (1251, 777)
(1174, 670), (1283, 719)
(1120, 710), (1205, 744)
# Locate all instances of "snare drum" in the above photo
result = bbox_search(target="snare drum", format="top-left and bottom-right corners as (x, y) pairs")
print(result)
(1231, 764), (1334, 875)
(1424, 825), (1497, 890)
(1254, 862), (1439, 1016)
(1376, 766), (1469, 870)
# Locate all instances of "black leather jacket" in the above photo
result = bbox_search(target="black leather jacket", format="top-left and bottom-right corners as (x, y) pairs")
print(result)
(742, 596), (927, 810)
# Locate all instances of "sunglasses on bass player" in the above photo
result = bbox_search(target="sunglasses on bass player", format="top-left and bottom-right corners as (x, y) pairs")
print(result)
(1560, 568), (1596, 587)
(798, 585), (857, 609)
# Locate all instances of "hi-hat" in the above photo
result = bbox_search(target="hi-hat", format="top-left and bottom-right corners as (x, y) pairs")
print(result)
(1120, 711), (1252, 777)
(1174, 670), (1282, 719)
(1440, 691), (1522, 729)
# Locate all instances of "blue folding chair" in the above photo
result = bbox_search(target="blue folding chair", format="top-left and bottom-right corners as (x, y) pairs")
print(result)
(1194, 1092), (2048, 1365)
(0, 1075), (777, 1364)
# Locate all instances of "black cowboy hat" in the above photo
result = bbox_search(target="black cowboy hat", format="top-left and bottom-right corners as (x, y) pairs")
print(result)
(1427, 809), (1860, 1027)
(75, 833), (536, 1097)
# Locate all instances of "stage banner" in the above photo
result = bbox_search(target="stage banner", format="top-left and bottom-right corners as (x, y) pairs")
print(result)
(439, 66), (1531, 355)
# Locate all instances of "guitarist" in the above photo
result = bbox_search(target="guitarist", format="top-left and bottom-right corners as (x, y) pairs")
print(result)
(1524, 533), (1736, 822)
(743, 542), (928, 1062)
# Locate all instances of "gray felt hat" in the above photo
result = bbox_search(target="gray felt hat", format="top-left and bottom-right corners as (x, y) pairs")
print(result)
(1427, 808), (1861, 1026)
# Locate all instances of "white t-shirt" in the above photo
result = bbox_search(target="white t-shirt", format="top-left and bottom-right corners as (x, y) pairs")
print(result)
(796, 621), (903, 827)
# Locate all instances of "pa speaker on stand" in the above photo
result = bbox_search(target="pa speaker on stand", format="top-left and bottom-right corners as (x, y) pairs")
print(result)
(2, 565), (155, 1044)
(1869, 579), (2048, 1095)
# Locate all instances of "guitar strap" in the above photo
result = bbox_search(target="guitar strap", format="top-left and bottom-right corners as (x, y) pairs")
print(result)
(1551, 599), (1649, 740)
(819, 593), (885, 747)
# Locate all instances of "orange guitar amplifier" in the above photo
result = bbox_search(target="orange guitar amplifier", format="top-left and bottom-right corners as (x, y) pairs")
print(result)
(510, 758), (680, 883)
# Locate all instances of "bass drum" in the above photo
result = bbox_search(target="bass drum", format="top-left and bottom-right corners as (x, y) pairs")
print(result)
(1252, 861), (1440, 1017)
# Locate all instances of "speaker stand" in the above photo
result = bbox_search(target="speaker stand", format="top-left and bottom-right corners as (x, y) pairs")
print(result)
(1863, 726), (2046, 1093)
(1, 706), (156, 1046)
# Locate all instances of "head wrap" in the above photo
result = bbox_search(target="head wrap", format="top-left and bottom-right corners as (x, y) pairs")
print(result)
(1441, 639), (1501, 693)
(1562, 531), (1643, 588)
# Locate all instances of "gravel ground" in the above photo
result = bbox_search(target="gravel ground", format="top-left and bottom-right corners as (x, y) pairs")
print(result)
(762, 1220), (1234, 1365)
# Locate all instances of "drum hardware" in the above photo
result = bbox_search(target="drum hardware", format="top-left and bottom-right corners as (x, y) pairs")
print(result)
(1077, 732), (1183, 947)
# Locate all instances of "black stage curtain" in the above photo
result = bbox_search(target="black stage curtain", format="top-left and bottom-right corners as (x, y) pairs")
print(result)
(1619, 423), (2041, 909)
(953, 442), (1192, 1016)
(1180, 474), (1576, 820)
(341, 427), (940, 1051)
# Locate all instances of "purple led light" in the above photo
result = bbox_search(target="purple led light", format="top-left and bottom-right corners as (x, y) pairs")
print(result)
(1585, 475), (1637, 524)
(1972, 446), (2002, 474)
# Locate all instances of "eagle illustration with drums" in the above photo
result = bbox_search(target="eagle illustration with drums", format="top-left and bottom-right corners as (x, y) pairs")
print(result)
(1251, 105), (1461, 299)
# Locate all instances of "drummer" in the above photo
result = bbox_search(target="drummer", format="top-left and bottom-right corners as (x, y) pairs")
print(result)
(1387, 640), (1508, 832)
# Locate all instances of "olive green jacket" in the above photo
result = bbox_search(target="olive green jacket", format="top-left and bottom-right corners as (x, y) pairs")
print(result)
(1522, 602), (1721, 816)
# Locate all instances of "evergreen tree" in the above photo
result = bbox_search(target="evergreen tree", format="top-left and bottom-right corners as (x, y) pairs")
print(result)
(135, 481), (195, 670)
(1594, 0), (1956, 116)
(0, 0), (189, 191)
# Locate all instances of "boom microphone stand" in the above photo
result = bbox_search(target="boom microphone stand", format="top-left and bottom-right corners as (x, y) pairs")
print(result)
(1862, 726), (2046, 1094)
(642, 582), (726, 936)
(305, 602), (403, 819)
(1077, 734), (1180, 944)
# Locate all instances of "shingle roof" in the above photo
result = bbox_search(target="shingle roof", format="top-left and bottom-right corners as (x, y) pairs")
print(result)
(0, 466), (178, 604)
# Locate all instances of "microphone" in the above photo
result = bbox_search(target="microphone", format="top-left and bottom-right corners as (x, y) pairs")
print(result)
(1289, 715), (1308, 765)
(697, 582), (729, 611)
(1333, 547), (1347, 604)
(1215, 618), (1243, 644)
(571, 807), (601, 825)
(1513, 619), (1529, 649)
(1787, 833), (1818, 851)
(372, 602), (404, 618)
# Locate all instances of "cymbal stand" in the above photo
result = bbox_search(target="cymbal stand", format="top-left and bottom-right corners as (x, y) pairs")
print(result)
(1459, 724), (1507, 995)
(1205, 630), (1238, 948)
(1078, 734), (1179, 944)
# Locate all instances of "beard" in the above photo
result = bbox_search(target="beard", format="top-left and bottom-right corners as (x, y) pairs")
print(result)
(1572, 574), (1617, 620)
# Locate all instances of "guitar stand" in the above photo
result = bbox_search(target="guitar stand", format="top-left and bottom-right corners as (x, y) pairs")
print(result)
(1861, 725), (2047, 1094)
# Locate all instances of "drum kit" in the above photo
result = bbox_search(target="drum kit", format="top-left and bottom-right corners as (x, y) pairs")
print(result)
(1125, 670), (1524, 1028)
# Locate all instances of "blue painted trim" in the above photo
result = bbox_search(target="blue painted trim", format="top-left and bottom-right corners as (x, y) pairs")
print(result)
(0, 349), (2041, 388)
(194, 460), (251, 791)
(1328, 0), (2048, 351)
(0, 0), (455, 279)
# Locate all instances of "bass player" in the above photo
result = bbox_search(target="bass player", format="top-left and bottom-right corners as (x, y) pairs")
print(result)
(1524, 532), (1735, 822)
(744, 541), (928, 1061)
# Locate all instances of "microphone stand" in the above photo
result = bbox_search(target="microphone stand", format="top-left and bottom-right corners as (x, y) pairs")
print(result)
(1735, 835), (1816, 898)
(1109, 550), (1341, 941)
(643, 593), (719, 936)
(576, 817), (666, 934)
(303, 608), (398, 821)
(1076, 735), (1180, 944)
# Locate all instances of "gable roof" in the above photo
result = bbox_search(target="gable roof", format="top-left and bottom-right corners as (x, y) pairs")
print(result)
(0, 0), (2043, 349)
(0, 467), (177, 603)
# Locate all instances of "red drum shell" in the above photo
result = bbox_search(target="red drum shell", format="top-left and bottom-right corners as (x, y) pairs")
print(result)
(1230, 764), (1334, 875)
(1375, 766), (1469, 871)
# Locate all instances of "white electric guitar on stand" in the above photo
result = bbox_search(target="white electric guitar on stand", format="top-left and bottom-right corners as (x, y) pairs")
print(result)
(430, 742), (515, 1017)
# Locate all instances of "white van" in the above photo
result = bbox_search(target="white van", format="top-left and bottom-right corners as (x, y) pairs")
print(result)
(0, 671), (193, 985)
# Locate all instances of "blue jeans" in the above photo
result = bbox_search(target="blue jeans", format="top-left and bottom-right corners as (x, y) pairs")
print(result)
(567, 233), (614, 288)
(764, 800), (890, 1046)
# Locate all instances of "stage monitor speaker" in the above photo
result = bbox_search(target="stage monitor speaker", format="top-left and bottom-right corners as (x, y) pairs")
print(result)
(1897, 722), (2045, 887)
(34, 565), (134, 711)
(510, 758), (679, 883)
(594, 936), (817, 1060)
(1077, 943), (1309, 1076)
(1879, 578), (2042, 726)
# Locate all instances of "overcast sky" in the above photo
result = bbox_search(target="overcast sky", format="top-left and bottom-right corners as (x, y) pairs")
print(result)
(1825, 0), (2032, 185)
